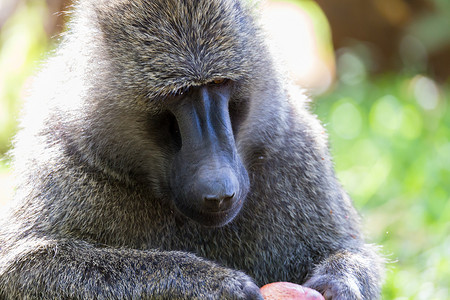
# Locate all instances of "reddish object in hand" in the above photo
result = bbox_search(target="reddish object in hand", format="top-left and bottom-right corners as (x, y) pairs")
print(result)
(260, 282), (325, 300)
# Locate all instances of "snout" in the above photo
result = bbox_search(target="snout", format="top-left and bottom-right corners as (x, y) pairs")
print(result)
(195, 168), (240, 213)
(170, 159), (249, 227)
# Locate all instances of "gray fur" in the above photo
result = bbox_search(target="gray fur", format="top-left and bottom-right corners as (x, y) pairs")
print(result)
(0, 0), (384, 299)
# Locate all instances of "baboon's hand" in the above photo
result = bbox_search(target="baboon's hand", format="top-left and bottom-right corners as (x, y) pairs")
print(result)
(303, 248), (383, 300)
(304, 273), (362, 300)
(226, 271), (264, 300)
(199, 269), (263, 300)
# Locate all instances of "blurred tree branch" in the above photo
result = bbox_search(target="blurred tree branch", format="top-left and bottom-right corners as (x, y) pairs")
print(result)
(314, 0), (449, 80)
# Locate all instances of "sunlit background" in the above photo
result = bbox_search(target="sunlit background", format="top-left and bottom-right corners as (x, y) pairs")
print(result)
(0, 0), (449, 299)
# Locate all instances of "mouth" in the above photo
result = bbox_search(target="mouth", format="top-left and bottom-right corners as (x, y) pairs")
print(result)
(195, 209), (241, 227)
(175, 201), (243, 228)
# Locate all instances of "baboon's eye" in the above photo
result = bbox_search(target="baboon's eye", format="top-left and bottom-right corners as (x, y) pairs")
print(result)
(210, 78), (228, 85)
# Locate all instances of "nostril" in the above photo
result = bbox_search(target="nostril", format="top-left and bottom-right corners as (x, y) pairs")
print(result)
(203, 196), (222, 212)
(204, 195), (221, 203)
(222, 193), (235, 203)
(221, 193), (235, 211)
(203, 193), (235, 212)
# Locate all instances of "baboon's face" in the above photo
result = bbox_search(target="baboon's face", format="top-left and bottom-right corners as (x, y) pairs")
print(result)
(161, 80), (250, 227)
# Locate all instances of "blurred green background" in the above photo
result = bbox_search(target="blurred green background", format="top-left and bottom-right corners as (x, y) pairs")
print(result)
(0, 0), (449, 299)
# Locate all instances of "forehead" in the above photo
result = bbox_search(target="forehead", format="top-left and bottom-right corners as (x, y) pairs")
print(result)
(96, 0), (256, 90)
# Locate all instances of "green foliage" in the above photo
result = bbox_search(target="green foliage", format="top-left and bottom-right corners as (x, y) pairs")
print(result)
(314, 54), (450, 299)
(0, 0), (48, 157)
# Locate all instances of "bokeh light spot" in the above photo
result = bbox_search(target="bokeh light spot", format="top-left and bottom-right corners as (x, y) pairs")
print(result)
(336, 50), (367, 85)
(400, 105), (423, 139)
(412, 75), (440, 111)
(331, 99), (362, 139)
(370, 95), (403, 135)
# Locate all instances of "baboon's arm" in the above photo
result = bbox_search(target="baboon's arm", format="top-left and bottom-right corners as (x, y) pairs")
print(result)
(0, 238), (262, 299)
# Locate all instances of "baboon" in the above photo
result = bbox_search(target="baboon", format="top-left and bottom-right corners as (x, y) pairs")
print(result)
(0, 0), (384, 299)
